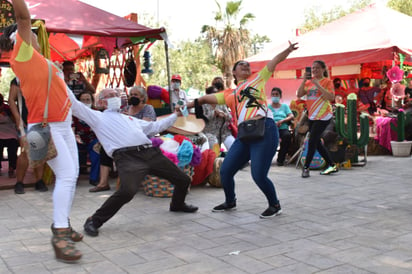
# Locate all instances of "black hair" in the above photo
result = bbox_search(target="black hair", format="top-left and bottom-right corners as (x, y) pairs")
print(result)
(205, 86), (218, 95)
(232, 60), (249, 85)
(77, 91), (95, 104)
(333, 77), (341, 83)
(62, 61), (75, 67)
(313, 60), (329, 78)
(0, 24), (18, 52)
(271, 87), (282, 97)
(212, 76), (225, 91)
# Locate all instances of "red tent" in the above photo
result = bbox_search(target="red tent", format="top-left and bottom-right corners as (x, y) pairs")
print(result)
(247, 4), (412, 73)
(5, 0), (167, 61)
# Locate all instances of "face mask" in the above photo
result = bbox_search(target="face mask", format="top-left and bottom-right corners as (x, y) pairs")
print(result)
(171, 82), (181, 90)
(128, 97), (140, 106)
(106, 97), (122, 110)
(271, 96), (280, 104)
(83, 103), (92, 108)
(363, 82), (370, 87)
(334, 83), (341, 89)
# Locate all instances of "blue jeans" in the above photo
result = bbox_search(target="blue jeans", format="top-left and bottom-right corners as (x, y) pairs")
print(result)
(220, 118), (280, 206)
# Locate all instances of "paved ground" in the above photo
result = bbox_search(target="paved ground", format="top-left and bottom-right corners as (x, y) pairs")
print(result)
(0, 155), (411, 274)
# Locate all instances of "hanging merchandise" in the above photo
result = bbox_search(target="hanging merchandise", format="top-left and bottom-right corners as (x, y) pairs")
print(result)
(123, 49), (137, 87)
(94, 48), (110, 74)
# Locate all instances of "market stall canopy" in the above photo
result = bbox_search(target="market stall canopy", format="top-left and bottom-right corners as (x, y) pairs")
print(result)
(2, 0), (168, 62)
(246, 4), (412, 73)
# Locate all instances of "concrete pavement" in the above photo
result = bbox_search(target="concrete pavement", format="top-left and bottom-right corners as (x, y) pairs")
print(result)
(0, 155), (411, 273)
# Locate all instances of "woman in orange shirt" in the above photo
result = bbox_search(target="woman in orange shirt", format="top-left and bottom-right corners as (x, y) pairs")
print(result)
(0, 0), (82, 263)
(296, 60), (338, 178)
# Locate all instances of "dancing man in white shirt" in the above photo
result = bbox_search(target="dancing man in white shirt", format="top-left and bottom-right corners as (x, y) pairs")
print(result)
(67, 87), (198, 237)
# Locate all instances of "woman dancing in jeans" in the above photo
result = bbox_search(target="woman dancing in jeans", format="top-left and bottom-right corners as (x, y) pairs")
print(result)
(0, 0), (82, 263)
(185, 42), (298, 218)
(296, 60), (338, 178)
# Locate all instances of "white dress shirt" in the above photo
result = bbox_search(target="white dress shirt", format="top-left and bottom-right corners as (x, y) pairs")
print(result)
(67, 89), (177, 157)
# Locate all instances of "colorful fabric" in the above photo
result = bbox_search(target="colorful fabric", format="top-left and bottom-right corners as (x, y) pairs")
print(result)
(10, 33), (71, 124)
(304, 78), (334, 121)
(177, 139), (194, 168)
(215, 67), (272, 124)
(190, 146), (202, 166)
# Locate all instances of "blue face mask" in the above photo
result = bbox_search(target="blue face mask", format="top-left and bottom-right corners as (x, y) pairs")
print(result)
(271, 96), (280, 104)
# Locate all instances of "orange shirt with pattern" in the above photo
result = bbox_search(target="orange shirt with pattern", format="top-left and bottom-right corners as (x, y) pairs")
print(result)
(215, 66), (272, 124)
(10, 33), (71, 124)
(304, 78), (334, 121)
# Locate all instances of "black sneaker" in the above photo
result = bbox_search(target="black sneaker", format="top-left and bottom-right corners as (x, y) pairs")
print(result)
(212, 201), (236, 212)
(302, 168), (310, 178)
(260, 204), (282, 219)
(277, 161), (284, 166)
(35, 180), (48, 192)
(14, 182), (25, 194)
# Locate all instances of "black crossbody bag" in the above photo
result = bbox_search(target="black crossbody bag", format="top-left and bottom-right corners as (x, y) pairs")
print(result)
(235, 87), (267, 142)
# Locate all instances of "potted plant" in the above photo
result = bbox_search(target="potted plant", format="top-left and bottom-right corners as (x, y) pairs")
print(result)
(390, 109), (412, 157)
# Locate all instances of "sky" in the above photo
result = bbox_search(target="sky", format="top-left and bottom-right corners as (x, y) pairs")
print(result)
(80, 0), (388, 48)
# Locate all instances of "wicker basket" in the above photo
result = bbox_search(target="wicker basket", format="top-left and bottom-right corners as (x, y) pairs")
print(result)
(208, 157), (224, 187)
(142, 166), (194, 197)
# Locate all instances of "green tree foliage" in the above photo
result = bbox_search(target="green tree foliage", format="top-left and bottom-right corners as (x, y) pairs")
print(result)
(0, 68), (15, 100)
(301, 0), (372, 31)
(142, 39), (218, 93)
(387, 0), (412, 16)
(201, 0), (255, 88)
(250, 34), (271, 55)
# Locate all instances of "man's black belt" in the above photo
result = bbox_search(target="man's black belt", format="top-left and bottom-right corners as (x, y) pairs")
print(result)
(113, 144), (152, 156)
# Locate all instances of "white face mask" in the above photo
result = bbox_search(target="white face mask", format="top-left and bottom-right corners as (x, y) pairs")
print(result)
(171, 82), (181, 90)
(81, 102), (92, 108)
(106, 97), (122, 111)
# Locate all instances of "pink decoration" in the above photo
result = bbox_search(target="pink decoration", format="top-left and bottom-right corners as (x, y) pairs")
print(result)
(160, 149), (179, 165)
(386, 66), (404, 83)
(390, 83), (405, 97)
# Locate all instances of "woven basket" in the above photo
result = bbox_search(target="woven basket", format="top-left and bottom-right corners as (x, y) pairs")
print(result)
(208, 157), (224, 188)
(142, 166), (194, 197)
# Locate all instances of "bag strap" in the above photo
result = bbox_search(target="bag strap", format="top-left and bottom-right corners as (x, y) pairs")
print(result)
(233, 87), (267, 121)
(42, 60), (53, 127)
(16, 80), (26, 137)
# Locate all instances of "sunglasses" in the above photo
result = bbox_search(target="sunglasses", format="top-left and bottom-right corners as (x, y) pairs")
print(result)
(237, 61), (250, 67)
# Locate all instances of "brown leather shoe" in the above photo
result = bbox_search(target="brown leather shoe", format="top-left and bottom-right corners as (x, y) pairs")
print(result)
(89, 185), (110, 192)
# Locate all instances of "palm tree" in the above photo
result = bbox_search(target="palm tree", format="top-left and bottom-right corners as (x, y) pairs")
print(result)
(201, 0), (254, 88)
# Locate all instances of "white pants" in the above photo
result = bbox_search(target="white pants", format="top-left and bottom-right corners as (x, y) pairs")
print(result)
(30, 114), (79, 228)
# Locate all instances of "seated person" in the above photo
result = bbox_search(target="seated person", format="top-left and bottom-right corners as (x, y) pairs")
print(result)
(0, 93), (18, 178)
(167, 74), (188, 108)
(333, 78), (348, 105)
(358, 78), (380, 114)
(72, 91), (100, 185)
(123, 86), (156, 121)
(62, 61), (95, 97)
(268, 87), (294, 166)
(201, 86), (235, 151)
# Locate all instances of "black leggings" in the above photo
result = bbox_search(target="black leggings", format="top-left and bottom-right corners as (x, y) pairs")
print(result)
(304, 119), (334, 169)
(0, 138), (19, 170)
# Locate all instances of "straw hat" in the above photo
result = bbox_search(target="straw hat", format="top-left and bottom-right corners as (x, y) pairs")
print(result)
(157, 113), (205, 135)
